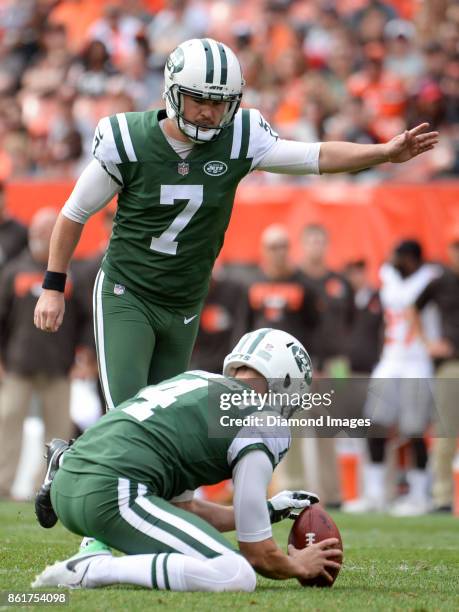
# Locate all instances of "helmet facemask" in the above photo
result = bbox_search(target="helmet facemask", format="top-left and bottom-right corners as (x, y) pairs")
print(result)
(269, 376), (310, 420)
(165, 84), (242, 143)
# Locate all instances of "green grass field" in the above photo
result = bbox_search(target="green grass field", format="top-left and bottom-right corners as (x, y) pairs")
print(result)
(0, 501), (457, 611)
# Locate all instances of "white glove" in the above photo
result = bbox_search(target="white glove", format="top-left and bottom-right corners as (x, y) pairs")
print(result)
(267, 490), (320, 523)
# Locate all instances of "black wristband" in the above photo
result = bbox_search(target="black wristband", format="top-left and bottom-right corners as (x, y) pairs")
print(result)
(42, 271), (67, 292)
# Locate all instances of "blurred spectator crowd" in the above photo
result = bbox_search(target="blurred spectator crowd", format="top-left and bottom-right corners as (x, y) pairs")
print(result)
(0, 0), (458, 183)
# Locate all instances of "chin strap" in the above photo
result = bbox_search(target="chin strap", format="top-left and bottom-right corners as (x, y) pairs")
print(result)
(177, 116), (220, 143)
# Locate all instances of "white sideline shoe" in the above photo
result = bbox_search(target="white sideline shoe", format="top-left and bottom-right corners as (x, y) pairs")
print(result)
(389, 497), (431, 517)
(342, 497), (386, 513)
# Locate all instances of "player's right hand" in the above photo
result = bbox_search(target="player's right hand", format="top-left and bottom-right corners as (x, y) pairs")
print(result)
(288, 539), (342, 583)
(34, 290), (65, 333)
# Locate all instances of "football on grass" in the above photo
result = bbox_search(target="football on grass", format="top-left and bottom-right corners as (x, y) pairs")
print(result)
(288, 504), (343, 587)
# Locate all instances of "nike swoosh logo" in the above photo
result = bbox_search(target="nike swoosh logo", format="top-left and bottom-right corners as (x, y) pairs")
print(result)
(184, 315), (197, 325)
(66, 552), (108, 572)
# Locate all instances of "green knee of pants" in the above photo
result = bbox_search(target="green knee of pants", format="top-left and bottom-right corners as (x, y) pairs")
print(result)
(51, 469), (235, 558)
(93, 271), (202, 409)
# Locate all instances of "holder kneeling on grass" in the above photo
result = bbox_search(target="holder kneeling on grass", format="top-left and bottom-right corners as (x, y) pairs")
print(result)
(32, 329), (342, 591)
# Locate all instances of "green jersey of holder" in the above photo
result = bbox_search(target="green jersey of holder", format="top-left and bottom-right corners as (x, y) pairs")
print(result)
(92, 108), (278, 310)
(60, 371), (290, 500)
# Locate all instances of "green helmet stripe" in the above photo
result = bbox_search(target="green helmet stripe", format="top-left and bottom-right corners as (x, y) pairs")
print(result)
(233, 332), (252, 354)
(217, 42), (228, 85)
(201, 39), (215, 84)
(109, 115), (129, 163)
(239, 110), (250, 159)
(246, 328), (271, 355)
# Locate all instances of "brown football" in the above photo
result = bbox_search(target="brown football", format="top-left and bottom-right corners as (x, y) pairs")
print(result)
(288, 504), (343, 587)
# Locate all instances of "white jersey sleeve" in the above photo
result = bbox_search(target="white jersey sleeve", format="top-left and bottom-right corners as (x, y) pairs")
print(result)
(61, 160), (121, 224)
(232, 450), (273, 542)
(245, 109), (279, 169)
(257, 138), (321, 174)
(91, 116), (124, 186)
(227, 412), (291, 469)
(245, 108), (321, 174)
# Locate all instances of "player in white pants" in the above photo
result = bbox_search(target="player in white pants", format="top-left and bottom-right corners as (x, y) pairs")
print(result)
(344, 241), (441, 516)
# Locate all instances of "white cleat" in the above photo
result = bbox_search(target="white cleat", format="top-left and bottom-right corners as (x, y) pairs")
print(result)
(389, 497), (431, 517)
(342, 497), (386, 513)
(31, 550), (112, 589)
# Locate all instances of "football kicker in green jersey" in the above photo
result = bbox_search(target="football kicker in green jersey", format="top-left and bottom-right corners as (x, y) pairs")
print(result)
(92, 108), (278, 310)
(60, 371), (290, 500)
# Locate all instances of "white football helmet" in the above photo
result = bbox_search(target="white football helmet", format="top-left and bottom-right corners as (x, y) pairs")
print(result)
(223, 328), (313, 417)
(163, 38), (244, 143)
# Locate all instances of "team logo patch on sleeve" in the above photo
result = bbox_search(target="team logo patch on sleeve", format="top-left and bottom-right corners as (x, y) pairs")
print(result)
(203, 161), (228, 176)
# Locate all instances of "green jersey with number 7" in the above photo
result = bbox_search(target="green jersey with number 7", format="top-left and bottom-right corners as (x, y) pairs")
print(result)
(35, 38), (322, 405)
(93, 107), (279, 310)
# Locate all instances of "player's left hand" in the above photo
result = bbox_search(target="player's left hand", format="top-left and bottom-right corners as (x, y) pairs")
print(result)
(267, 490), (320, 523)
(386, 123), (439, 163)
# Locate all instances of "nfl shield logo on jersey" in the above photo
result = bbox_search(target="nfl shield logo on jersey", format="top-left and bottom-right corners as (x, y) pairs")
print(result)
(114, 283), (125, 296)
(177, 161), (190, 176)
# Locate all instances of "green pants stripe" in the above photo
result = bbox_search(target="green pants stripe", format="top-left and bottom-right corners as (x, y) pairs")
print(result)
(151, 555), (158, 589)
(163, 554), (171, 589)
(93, 269), (202, 409)
(51, 471), (235, 559)
(127, 488), (230, 558)
(93, 269), (114, 409)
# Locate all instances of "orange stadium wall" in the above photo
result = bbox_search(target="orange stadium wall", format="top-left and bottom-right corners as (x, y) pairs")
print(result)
(6, 181), (459, 284)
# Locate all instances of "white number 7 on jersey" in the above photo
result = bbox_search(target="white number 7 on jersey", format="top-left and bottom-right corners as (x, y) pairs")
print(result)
(150, 185), (203, 255)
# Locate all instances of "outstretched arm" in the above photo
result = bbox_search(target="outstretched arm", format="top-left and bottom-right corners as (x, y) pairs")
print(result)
(319, 123), (439, 173)
(174, 451), (339, 582)
(232, 451), (340, 581)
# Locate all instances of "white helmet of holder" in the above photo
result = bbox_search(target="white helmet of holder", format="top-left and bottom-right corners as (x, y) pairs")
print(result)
(223, 328), (313, 417)
(164, 38), (245, 143)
